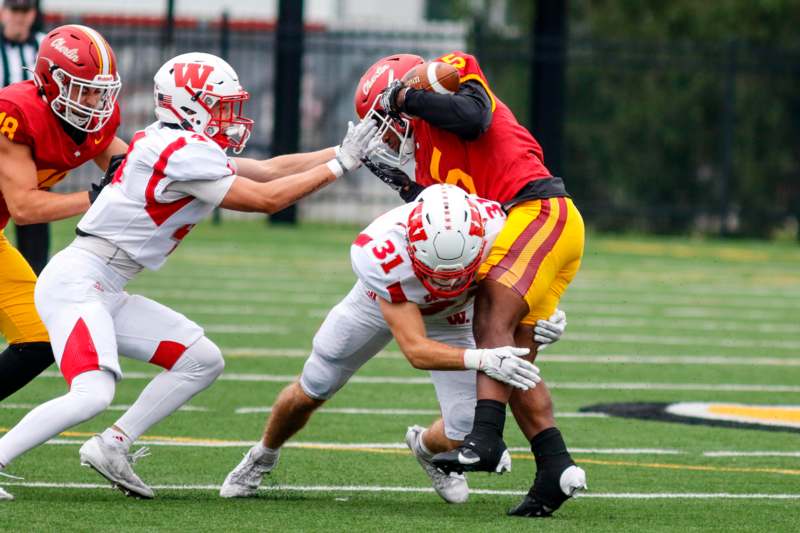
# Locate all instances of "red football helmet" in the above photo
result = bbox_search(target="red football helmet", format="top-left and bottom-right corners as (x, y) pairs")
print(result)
(354, 53), (423, 166)
(33, 24), (121, 133)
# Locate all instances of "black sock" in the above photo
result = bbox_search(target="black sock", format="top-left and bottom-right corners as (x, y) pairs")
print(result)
(0, 342), (55, 401)
(468, 399), (506, 442)
(530, 427), (574, 470)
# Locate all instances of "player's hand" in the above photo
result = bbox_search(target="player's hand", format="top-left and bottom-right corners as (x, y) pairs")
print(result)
(464, 347), (540, 390)
(379, 79), (406, 118)
(89, 153), (125, 204)
(332, 120), (380, 175)
(362, 158), (424, 202)
(534, 309), (567, 350)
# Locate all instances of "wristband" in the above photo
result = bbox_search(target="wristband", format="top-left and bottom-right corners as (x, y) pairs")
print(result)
(334, 145), (341, 157)
(463, 348), (482, 370)
(326, 158), (345, 178)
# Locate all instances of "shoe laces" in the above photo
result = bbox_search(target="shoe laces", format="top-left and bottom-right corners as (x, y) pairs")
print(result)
(127, 447), (151, 465)
(0, 470), (23, 481)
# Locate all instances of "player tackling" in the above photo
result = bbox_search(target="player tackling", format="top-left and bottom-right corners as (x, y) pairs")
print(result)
(220, 184), (566, 503)
(0, 52), (379, 501)
(356, 51), (587, 517)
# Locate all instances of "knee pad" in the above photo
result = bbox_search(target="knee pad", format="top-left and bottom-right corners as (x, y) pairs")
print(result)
(299, 351), (343, 401)
(69, 370), (116, 418)
(175, 336), (225, 381)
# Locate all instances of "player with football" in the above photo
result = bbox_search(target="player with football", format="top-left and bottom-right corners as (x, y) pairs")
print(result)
(0, 51), (379, 501)
(0, 25), (128, 403)
(220, 183), (567, 504)
(356, 52), (587, 518)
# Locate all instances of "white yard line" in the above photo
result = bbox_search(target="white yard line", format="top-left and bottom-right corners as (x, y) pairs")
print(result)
(220, 347), (800, 367)
(565, 333), (800, 351)
(704, 451), (800, 458)
(38, 371), (800, 392)
(232, 406), (607, 418)
(2, 481), (799, 499)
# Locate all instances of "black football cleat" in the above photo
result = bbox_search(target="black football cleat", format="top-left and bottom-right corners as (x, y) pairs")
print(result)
(508, 464), (586, 518)
(431, 437), (511, 475)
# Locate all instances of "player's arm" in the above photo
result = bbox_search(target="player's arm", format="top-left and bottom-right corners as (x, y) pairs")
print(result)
(0, 134), (92, 225)
(379, 297), (469, 370)
(220, 164), (338, 214)
(379, 298), (540, 390)
(233, 147), (336, 183)
(391, 80), (493, 141)
(93, 136), (128, 171)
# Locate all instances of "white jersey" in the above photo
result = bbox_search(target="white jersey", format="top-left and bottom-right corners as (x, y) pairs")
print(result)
(78, 122), (236, 270)
(350, 195), (507, 321)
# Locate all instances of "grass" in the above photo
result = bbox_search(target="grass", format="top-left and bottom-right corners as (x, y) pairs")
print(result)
(1, 218), (799, 531)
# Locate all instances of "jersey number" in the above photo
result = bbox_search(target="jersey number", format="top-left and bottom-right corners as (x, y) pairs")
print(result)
(371, 239), (404, 274)
(0, 112), (19, 141)
(430, 147), (477, 194)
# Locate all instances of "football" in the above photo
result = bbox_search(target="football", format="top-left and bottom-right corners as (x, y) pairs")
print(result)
(402, 61), (460, 94)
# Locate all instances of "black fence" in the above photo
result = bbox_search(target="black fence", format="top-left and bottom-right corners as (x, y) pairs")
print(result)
(50, 14), (800, 236)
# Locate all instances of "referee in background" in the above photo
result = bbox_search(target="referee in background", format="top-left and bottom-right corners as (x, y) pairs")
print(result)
(1, 0), (47, 275)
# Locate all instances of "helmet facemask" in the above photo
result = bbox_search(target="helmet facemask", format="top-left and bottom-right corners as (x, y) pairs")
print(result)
(50, 67), (120, 132)
(364, 96), (415, 167)
(191, 87), (254, 154)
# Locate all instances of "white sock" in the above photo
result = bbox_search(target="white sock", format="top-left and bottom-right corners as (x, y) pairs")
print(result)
(113, 337), (224, 441)
(100, 427), (132, 452)
(417, 429), (434, 460)
(0, 370), (115, 467)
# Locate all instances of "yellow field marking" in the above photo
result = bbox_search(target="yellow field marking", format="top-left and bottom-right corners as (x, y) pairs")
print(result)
(707, 405), (800, 424)
(597, 241), (772, 262)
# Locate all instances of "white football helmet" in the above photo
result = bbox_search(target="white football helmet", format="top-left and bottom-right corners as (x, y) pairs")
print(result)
(406, 184), (486, 298)
(153, 52), (253, 153)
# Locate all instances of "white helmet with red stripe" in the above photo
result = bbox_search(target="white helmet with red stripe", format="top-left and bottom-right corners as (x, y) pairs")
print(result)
(33, 24), (121, 132)
(153, 52), (253, 153)
(406, 184), (486, 298)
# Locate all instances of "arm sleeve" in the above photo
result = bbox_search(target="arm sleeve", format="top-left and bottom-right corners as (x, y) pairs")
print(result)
(166, 175), (236, 206)
(401, 80), (493, 141)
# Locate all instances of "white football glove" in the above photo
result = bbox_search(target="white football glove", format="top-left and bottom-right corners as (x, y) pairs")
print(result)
(327, 120), (381, 177)
(534, 309), (567, 350)
(463, 347), (541, 391)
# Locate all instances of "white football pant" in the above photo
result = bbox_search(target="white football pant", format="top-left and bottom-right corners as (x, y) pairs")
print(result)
(300, 281), (478, 440)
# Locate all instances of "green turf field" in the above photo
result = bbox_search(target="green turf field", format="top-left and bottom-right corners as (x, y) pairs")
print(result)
(2, 219), (799, 532)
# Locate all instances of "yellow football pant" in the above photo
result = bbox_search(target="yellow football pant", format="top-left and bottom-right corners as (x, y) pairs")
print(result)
(477, 197), (585, 326)
(0, 229), (49, 344)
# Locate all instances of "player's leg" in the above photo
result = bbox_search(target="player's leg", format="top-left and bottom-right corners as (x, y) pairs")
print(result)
(0, 251), (121, 497)
(433, 198), (584, 483)
(221, 284), (392, 497)
(80, 294), (222, 499)
(506, 256), (587, 517)
(0, 231), (54, 401)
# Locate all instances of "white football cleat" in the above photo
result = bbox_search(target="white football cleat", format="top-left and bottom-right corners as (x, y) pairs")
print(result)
(220, 444), (280, 498)
(79, 435), (154, 499)
(0, 486), (13, 501)
(405, 425), (468, 504)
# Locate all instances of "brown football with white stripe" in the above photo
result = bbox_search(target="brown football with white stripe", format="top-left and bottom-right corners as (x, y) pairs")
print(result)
(402, 61), (460, 94)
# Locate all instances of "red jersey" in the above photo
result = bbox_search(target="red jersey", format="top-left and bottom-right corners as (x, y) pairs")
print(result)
(413, 51), (551, 205)
(0, 80), (121, 229)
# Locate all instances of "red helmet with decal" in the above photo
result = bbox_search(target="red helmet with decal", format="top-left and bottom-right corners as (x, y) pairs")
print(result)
(354, 53), (423, 166)
(406, 184), (486, 299)
(34, 24), (121, 132)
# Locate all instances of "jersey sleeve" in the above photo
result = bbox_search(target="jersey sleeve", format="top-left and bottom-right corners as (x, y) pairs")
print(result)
(350, 235), (407, 304)
(0, 99), (34, 147)
(165, 175), (236, 206)
(434, 51), (496, 112)
(165, 137), (235, 182)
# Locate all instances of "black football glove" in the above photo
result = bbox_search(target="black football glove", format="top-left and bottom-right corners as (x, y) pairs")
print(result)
(89, 153), (125, 204)
(362, 158), (424, 203)
(378, 79), (406, 119)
